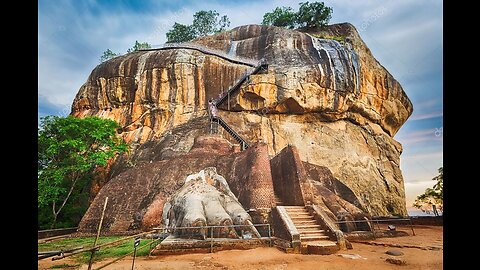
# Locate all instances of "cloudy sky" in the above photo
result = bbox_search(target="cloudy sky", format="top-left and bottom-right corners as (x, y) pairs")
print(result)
(38, 0), (443, 213)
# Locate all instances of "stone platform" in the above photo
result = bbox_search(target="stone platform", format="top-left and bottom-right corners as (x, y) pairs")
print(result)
(151, 235), (273, 255)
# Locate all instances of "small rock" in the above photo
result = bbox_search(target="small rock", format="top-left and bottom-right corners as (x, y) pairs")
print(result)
(386, 257), (406, 265)
(345, 240), (353, 249)
(386, 249), (404, 256)
(337, 253), (364, 260)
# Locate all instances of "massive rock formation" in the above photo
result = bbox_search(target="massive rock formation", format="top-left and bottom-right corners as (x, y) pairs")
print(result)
(79, 135), (277, 232)
(73, 23), (412, 228)
(79, 135), (368, 233)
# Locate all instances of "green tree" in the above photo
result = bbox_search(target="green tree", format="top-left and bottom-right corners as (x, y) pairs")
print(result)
(217, 15), (231, 33)
(413, 167), (443, 216)
(296, 1), (333, 28)
(127, 40), (151, 53)
(99, 49), (119, 63)
(165, 10), (230, 43)
(262, 7), (297, 29)
(38, 116), (128, 228)
(166, 22), (196, 43)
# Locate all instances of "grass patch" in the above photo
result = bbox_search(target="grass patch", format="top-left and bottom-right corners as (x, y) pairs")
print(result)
(312, 34), (346, 43)
(39, 236), (160, 264)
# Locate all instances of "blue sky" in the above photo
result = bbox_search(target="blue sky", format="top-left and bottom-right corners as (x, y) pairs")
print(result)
(38, 0), (443, 210)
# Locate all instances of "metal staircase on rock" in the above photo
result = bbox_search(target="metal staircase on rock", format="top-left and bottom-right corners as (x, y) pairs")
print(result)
(210, 116), (249, 150)
(208, 57), (268, 151)
(214, 60), (268, 108)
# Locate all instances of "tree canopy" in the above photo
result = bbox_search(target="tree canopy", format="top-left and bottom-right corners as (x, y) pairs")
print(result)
(262, 7), (297, 29)
(297, 1), (333, 28)
(100, 41), (151, 63)
(166, 22), (197, 43)
(166, 10), (231, 43)
(127, 40), (152, 53)
(38, 116), (128, 229)
(262, 1), (333, 29)
(413, 167), (443, 216)
(99, 49), (119, 63)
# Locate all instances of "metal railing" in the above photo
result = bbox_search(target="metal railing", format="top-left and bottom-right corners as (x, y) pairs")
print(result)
(38, 227), (78, 240)
(210, 116), (249, 150)
(139, 42), (260, 67)
(214, 59), (268, 108)
(335, 217), (416, 238)
(39, 230), (163, 270)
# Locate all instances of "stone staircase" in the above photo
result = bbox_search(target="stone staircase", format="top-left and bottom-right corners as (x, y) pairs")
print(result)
(283, 206), (339, 254)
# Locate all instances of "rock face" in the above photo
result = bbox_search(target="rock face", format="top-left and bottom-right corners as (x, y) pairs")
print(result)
(73, 23), (412, 222)
(79, 135), (277, 232)
(79, 136), (371, 233)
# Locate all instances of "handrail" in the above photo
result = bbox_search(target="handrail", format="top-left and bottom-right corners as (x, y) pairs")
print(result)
(211, 116), (249, 150)
(335, 217), (416, 236)
(145, 43), (267, 152)
(214, 60), (268, 107)
(309, 205), (347, 249)
(153, 223), (270, 230)
(139, 42), (259, 67)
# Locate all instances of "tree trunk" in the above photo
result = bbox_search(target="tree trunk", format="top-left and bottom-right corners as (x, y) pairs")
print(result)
(51, 213), (58, 229)
(50, 176), (79, 229)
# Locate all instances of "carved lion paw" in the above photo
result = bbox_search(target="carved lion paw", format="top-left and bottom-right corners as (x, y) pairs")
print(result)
(162, 167), (260, 239)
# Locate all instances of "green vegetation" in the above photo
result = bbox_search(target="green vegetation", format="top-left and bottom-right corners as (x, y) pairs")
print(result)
(38, 236), (156, 264)
(166, 22), (196, 43)
(413, 167), (443, 216)
(99, 49), (119, 63)
(262, 7), (297, 29)
(49, 263), (80, 269)
(127, 40), (152, 53)
(166, 10), (230, 43)
(311, 34), (346, 43)
(100, 40), (152, 63)
(262, 1), (333, 29)
(297, 1), (333, 28)
(38, 116), (128, 229)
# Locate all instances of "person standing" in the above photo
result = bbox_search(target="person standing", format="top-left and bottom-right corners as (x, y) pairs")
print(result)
(208, 99), (217, 118)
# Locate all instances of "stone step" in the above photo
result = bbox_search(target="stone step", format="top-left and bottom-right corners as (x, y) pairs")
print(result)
(283, 206), (306, 209)
(302, 241), (340, 255)
(298, 229), (326, 234)
(300, 233), (328, 238)
(286, 211), (311, 215)
(292, 220), (317, 225)
(285, 208), (309, 212)
(290, 216), (314, 221)
(300, 235), (330, 241)
(288, 214), (312, 218)
(285, 211), (309, 215)
(296, 224), (323, 230)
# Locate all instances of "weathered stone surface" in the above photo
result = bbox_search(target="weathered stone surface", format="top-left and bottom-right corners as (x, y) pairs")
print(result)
(78, 135), (276, 232)
(386, 257), (407, 265)
(386, 249), (404, 256)
(73, 23), (412, 221)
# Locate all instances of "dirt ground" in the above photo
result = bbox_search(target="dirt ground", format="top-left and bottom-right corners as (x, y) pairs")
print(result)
(38, 225), (442, 270)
